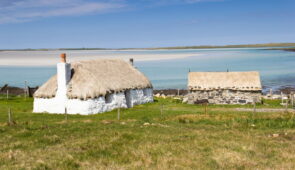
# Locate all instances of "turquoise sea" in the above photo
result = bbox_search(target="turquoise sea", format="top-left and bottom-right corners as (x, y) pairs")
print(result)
(1, 48), (295, 92)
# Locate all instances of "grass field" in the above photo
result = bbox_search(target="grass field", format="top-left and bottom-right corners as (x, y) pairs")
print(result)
(0, 96), (295, 169)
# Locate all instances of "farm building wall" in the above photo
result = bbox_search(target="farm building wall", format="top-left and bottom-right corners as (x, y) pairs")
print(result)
(187, 90), (261, 105)
(33, 79), (70, 114)
(66, 92), (128, 115)
(33, 96), (67, 114)
(33, 88), (153, 115)
(125, 88), (154, 108)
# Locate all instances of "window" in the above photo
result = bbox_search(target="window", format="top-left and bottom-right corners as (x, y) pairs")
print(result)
(105, 94), (112, 104)
(143, 89), (149, 96)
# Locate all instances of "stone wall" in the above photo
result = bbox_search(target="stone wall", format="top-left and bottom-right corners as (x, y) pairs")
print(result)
(187, 90), (262, 105)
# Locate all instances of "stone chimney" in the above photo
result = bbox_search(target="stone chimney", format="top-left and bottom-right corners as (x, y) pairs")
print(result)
(57, 53), (71, 96)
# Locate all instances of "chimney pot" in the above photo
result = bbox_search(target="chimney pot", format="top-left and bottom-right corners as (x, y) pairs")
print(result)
(60, 53), (66, 63)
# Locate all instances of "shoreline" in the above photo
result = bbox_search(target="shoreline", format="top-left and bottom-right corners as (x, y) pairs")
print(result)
(1, 42), (295, 51)
(0, 51), (200, 66)
(2, 46), (294, 67)
(265, 47), (295, 52)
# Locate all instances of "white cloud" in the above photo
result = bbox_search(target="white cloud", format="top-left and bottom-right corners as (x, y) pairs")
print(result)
(0, 0), (224, 24)
(136, 0), (224, 7)
(0, 0), (126, 24)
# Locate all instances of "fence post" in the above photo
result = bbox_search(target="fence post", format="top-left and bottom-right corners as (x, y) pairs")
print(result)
(8, 108), (11, 125)
(117, 107), (120, 120)
(291, 92), (294, 108)
(285, 98), (289, 113)
(6, 90), (9, 100)
(253, 100), (256, 115)
(204, 103), (208, 115)
(64, 108), (68, 121)
(177, 89), (180, 96)
(24, 80), (28, 100)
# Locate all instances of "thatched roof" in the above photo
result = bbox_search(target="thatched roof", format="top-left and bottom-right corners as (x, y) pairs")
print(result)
(188, 71), (262, 91)
(34, 59), (152, 99)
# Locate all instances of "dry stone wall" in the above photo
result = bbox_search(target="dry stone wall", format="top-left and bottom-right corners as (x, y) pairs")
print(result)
(187, 90), (262, 104)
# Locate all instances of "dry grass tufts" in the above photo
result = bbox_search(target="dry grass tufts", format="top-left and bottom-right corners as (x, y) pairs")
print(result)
(213, 148), (255, 168)
(101, 120), (115, 124)
(82, 119), (93, 123)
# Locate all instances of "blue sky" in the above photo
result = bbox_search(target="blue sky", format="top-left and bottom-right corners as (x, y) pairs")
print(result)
(0, 0), (294, 49)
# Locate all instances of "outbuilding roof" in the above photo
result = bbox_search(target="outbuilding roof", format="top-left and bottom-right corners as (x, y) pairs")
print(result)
(188, 71), (262, 91)
(34, 59), (152, 99)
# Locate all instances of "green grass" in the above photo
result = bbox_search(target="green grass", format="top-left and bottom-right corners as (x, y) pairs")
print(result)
(0, 96), (295, 169)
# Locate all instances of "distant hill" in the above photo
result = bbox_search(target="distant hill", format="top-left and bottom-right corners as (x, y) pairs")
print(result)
(144, 43), (295, 50)
(1, 43), (295, 51)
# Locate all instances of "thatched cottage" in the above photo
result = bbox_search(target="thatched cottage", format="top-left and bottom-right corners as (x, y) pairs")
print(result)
(33, 54), (153, 115)
(187, 71), (262, 104)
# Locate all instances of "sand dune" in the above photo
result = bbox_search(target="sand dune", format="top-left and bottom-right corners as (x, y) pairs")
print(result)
(0, 50), (199, 66)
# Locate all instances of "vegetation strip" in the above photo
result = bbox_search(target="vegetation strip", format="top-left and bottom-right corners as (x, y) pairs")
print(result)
(0, 96), (295, 169)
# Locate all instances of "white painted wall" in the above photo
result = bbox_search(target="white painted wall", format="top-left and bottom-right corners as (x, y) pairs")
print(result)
(67, 92), (127, 115)
(33, 97), (67, 114)
(125, 88), (153, 108)
(57, 63), (71, 95)
(33, 88), (153, 115)
(33, 62), (71, 114)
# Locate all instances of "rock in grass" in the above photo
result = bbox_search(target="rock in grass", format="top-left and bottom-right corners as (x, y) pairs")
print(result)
(182, 97), (188, 103)
(273, 134), (279, 138)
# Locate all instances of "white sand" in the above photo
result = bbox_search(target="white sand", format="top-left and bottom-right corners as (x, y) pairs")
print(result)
(0, 50), (200, 66)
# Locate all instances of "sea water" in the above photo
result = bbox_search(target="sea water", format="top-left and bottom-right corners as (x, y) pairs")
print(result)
(0, 48), (295, 91)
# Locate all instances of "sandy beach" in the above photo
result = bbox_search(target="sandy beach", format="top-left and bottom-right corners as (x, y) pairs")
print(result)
(0, 50), (199, 66)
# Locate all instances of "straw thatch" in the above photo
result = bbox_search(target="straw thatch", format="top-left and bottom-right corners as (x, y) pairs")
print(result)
(188, 71), (262, 91)
(34, 59), (152, 99)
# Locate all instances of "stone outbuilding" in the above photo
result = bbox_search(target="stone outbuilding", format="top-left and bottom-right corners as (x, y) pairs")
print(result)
(33, 54), (153, 115)
(187, 71), (262, 104)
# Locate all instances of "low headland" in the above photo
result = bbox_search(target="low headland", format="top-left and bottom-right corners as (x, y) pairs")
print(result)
(145, 42), (295, 50)
(1, 42), (295, 51)
(266, 47), (295, 52)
